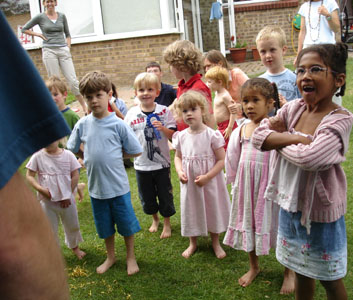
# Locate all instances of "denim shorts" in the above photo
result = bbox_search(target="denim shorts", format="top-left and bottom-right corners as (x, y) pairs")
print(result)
(276, 208), (347, 281)
(90, 192), (140, 239)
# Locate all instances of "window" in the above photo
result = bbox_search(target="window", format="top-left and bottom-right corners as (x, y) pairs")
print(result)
(23, 0), (179, 49)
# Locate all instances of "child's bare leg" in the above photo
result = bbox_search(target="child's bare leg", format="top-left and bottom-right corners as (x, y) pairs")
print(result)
(239, 251), (260, 287)
(77, 183), (85, 201)
(124, 234), (139, 275)
(295, 273), (315, 300)
(320, 278), (347, 300)
(210, 232), (226, 259)
(72, 246), (86, 260)
(182, 236), (197, 258)
(280, 267), (295, 294)
(149, 213), (160, 233)
(160, 217), (172, 239)
(97, 234), (116, 274)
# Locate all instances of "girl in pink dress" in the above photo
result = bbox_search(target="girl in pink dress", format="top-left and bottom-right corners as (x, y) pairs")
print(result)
(172, 90), (231, 259)
(223, 78), (294, 292)
(26, 140), (86, 259)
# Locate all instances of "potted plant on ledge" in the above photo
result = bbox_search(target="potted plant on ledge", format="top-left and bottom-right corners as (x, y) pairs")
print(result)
(229, 35), (247, 63)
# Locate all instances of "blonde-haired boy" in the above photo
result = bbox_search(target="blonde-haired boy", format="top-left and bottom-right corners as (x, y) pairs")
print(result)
(205, 66), (236, 150)
(256, 25), (300, 105)
(125, 72), (177, 239)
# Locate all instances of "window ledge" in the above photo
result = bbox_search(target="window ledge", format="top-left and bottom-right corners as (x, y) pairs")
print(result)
(235, 0), (299, 12)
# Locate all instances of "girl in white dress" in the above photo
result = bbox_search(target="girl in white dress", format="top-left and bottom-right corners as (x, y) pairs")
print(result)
(172, 90), (231, 259)
(26, 140), (86, 259)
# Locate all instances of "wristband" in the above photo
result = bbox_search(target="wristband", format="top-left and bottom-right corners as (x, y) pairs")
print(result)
(326, 14), (332, 21)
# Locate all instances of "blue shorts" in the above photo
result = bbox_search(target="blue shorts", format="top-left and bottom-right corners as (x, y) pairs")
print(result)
(90, 192), (141, 239)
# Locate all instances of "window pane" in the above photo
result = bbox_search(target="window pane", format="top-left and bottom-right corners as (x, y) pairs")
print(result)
(56, 0), (94, 36)
(168, 0), (176, 28)
(100, 0), (162, 34)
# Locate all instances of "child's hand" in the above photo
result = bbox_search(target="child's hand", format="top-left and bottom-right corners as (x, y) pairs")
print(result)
(269, 117), (287, 133)
(39, 188), (51, 200)
(223, 127), (232, 140)
(194, 174), (210, 187)
(279, 94), (287, 107)
(177, 170), (188, 184)
(152, 120), (163, 131)
(296, 135), (312, 145)
(59, 199), (71, 208)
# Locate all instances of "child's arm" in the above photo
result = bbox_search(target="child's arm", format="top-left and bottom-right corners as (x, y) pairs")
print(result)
(195, 147), (225, 187)
(174, 150), (188, 183)
(26, 169), (51, 199)
(123, 151), (142, 158)
(110, 100), (125, 120)
(152, 120), (175, 140)
(71, 169), (79, 193)
(223, 94), (236, 140)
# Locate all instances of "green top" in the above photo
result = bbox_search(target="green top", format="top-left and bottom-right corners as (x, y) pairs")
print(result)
(62, 107), (79, 130)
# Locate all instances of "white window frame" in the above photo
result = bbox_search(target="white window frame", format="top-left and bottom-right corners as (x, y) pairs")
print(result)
(23, 0), (181, 50)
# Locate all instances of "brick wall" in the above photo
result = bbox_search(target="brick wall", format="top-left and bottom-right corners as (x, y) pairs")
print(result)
(25, 34), (181, 89)
(200, 0), (304, 56)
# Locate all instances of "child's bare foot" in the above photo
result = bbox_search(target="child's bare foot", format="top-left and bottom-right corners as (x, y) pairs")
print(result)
(149, 218), (160, 233)
(77, 183), (85, 201)
(72, 247), (86, 260)
(96, 257), (116, 274)
(212, 243), (226, 259)
(127, 257), (139, 275)
(160, 220), (172, 239)
(182, 244), (197, 258)
(280, 268), (295, 294)
(238, 268), (260, 287)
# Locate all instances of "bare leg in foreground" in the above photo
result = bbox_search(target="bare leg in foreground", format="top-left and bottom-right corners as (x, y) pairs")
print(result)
(0, 172), (69, 300)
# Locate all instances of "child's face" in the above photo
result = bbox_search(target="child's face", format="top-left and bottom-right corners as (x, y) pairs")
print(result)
(135, 84), (160, 108)
(257, 37), (287, 74)
(50, 88), (67, 111)
(146, 67), (162, 82)
(203, 59), (222, 73)
(241, 88), (272, 123)
(296, 52), (344, 106)
(170, 65), (184, 80)
(181, 105), (203, 129)
(206, 78), (222, 92)
(85, 90), (112, 119)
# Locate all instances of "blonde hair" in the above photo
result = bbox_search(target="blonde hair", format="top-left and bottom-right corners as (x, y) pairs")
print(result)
(79, 71), (112, 96)
(256, 25), (287, 47)
(205, 66), (229, 88)
(174, 90), (210, 124)
(163, 40), (202, 75)
(133, 72), (161, 91)
(45, 75), (67, 94)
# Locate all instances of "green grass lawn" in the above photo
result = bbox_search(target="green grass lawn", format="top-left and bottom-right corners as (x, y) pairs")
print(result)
(22, 59), (353, 299)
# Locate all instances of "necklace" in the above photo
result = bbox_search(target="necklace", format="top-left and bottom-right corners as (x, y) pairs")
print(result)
(308, 0), (323, 42)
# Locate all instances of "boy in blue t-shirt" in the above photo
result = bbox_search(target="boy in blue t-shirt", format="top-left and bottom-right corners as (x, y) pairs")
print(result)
(67, 71), (143, 275)
(256, 25), (301, 107)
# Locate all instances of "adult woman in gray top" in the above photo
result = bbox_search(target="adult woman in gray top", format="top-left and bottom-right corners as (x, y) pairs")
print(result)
(22, 0), (87, 114)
